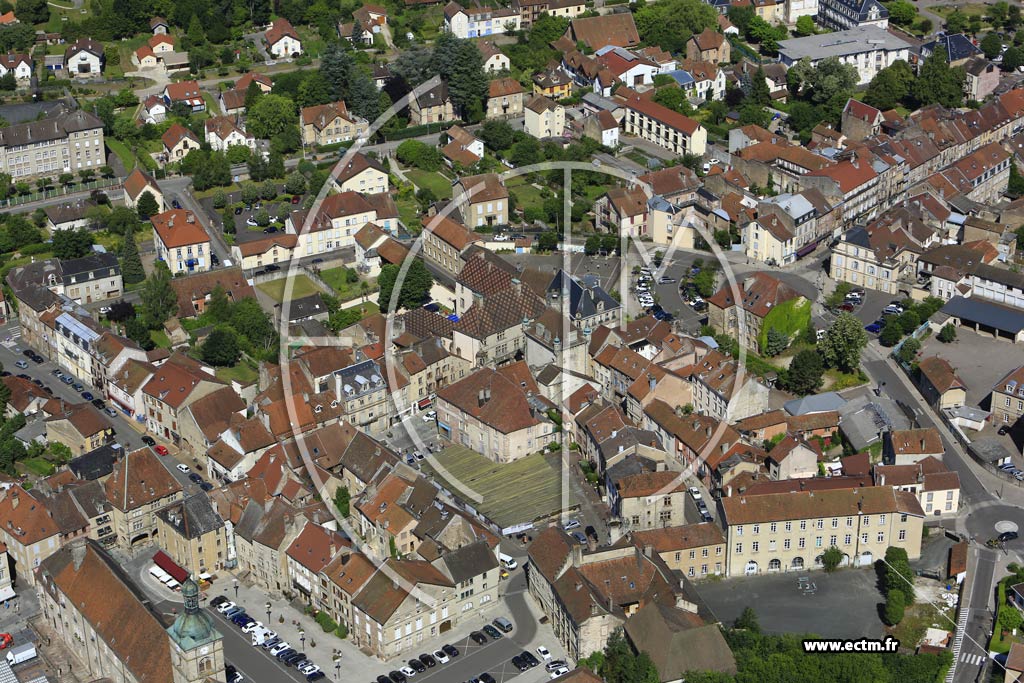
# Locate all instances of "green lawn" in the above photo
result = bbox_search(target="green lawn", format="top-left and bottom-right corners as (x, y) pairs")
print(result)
(506, 177), (546, 210)
(256, 274), (321, 302)
(319, 267), (377, 301)
(106, 139), (137, 171)
(20, 457), (55, 476)
(216, 360), (259, 384)
(396, 195), (421, 232)
(405, 169), (453, 199)
(423, 446), (564, 529)
(150, 329), (172, 348)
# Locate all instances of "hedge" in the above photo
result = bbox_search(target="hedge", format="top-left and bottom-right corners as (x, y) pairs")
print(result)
(379, 120), (463, 141)
(315, 610), (338, 633)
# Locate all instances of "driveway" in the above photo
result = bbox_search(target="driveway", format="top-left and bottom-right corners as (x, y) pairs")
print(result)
(695, 568), (885, 638)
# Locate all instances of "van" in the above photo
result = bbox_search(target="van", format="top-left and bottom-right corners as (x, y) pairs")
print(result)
(493, 617), (514, 633)
(499, 553), (518, 571)
(6, 643), (36, 666)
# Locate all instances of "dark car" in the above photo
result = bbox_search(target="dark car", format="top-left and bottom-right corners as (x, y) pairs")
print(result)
(275, 648), (296, 660)
(865, 322), (882, 334)
(30, 354), (43, 363)
(210, 595), (228, 607)
(999, 425), (1012, 436)
(189, 473), (203, 484)
(43, 386), (53, 394)
(230, 612), (250, 625)
(408, 659), (426, 673)
(21, 349), (32, 357)
(469, 631), (487, 645)
(521, 651), (539, 668)
(81, 391), (94, 401)
(376, 677), (391, 683)
(284, 652), (306, 666)
(91, 398), (105, 409)
(211, 253), (220, 265)
(225, 665), (242, 683)
(441, 644), (459, 658)
(172, 199), (182, 209)
(199, 482), (214, 492)
(142, 436), (156, 446)
(512, 656), (528, 672)
(265, 264), (281, 272)
(31, 378), (42, 387)
(16, 374), (29, 380)
(482, 625), (502, 640)
(418, 653), (436, 668)
(263, 226), (278, 233)
(307, 673), (326, 682)
(1000, 531), (1019, 543)
(480, 674), (496, 683)
(388, 671), (407, 683)
(234, 206), (243, 215)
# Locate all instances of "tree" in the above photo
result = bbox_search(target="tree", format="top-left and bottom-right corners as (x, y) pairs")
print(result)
(200, 326), (241, 366)
(136, 190), (160, 219)
(433, 33), (488, 118)
(821, 546), (844, 572)
(120, 228), (145, 285)
(764, 327), (789, 357)
(15, 0), (48, 24)
(124, 315), (155, 350)
(897, 337), (921, 364)
(749, 66), (771, 107)
(884, 589), (906, 625)
(140, 261), (177, 327)
(377, 260), (434, 312)
(229, 299), (277, 355)
(884, 546), (915, 603)
(738, 103), (770, 128)
(1001, 603), (1024, 633)
(653, 86), (693, 114)
(879, 319), (904, 347)
(634, 0), (717, 53)
(864, 60), (914, 110)
(241, 183), (261, 205)
(938, 324), (957, 343)
(584, 235), (601, 255)
(786, 349), (825, 395)
(206, 284), (232, 323)
(914, 51), (965, 108)
(259, 180), (277, 200)
(981, 32), (1005, 60)
(1004, 46), (1024, 71)
(946, 9), (968, 33)
(734, 607), (760, 632)
(538, 231), (559, 252)
(246, 94), (298, 140)
(347, 66), (382, 121)
(333, 486), (351, 517)
(284, 171), (306, 195)
(1010, 163), (1024, 198)
(819, 313), (868, 372)
(794, 15), (816, 35)
(885, 0), (916, 26)
(52, 228), (95, 259)
(479, 120), (515, 150)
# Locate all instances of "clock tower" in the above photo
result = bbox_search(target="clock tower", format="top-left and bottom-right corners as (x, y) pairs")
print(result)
(167, 576), (227, 683)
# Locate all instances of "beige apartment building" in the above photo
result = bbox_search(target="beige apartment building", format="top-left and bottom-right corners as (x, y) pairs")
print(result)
(612, 471), (690, 532)
(104, 448), (184, 548)
(992, 366), (1024, 425)
(155, 494), (227, 576)
(720, 487), (925, 576)
(0, 109), (105, 180)
(300, 100), (368, 146)
(452, 173), (509, 228)
(632, 523), (727, 578)
(421, 214), (482, 277)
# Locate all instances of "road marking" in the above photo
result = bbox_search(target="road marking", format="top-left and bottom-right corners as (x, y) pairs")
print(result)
(959, 652), (985, 666)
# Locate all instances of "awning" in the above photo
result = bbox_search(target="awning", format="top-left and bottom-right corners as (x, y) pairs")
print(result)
(417, 398), (433, 409)
(153, 550), (188, 583)
(796, 241), (819, 258)
(0, 585), (15, 601)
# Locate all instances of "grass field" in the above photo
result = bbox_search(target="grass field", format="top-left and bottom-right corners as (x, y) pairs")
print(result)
(150, 329), (172, 349)
(319, 267), (376, 301)
(405, 169), (453, 199)
(106, 139), (138, 171)
(20, 457), (55, 476)
(256, 274), (320, 302)
(424, 446), (564, 528)
(506, 177), (547, 209)
(216, 360), (259, 384)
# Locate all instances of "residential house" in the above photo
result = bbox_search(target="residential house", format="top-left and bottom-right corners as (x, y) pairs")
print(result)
(532, 66), (572, 99)
(612, 471), (689, 531)
(230, 234), (297, 272)
(991, 366), (1024, 425)
(60, 252), (122, 304)
(916, 356), (967, 410)
(686, 29), (730, 63)
(631, 523), (727, 577)
(720, 487), (924, 575)
(443, 1), (520, 38)
(266, 18), (303, 57)
(620, 90), (708, 156)
(874, 457), (961, 517)
(204, 115), (255, 152)
(152, 209), (211, 274)
(777, 26), (911, 85)
(169, 267), (256, 319)
(286, 191), (379, 258)
(442, 125), (484, 167)
(478, 40), (510, 72)
(162, 81), (206, 112)
(140, 94), (167, 122)
(300, 100), (368, 147)
(690, 350), (770, 422)
(706, 273), (806, 352)
(524, 95), (565, 139)
(964, 57), (1000, 102)
(816, 0), (888, 30)
(123, 167), (164, 213)
(64, 38), (103, 75)
(422, 214), (483, 277)
(884, 427), (944, 466)
(561, 13), (640, 51)
(142, 355), (226, 444)
(582, 110), (619, 147)
(842, 98), (883, 142)
(436, 367), (557, 463)
(452, 173), (509, 227)
(513, 0), (586, 29)
(333, 152), (389, 195)
(547, 269), (620, 332)
(155, 493), (227, 575)
(161, 122), (201, 161)
(0, 53), (31, 81)
(594, 185), (647, 237)
(487, 77), (524, 119)
(46, 402), (114, 454)
(103, 447), (184, 548)
(408, 81), (455, 125)
(0, 109), (104, 181)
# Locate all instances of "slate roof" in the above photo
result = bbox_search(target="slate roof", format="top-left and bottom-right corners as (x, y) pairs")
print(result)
(547, 269), (619, 321)
(156, 493), (224, 540)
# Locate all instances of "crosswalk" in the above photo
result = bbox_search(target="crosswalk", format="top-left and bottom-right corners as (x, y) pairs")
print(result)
(945, 605), (971, 683)
(959, 652), (987, 667)
(1, 329), (20, 347)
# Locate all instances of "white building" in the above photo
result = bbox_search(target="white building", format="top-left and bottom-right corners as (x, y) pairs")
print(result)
(777, 25), (910, 85)
(266, 18), (302, 58)
(443, 1), (520, 39)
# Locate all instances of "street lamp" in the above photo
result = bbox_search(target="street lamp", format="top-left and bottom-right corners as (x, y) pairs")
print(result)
(334, 656), (341, 681)
(233, 579), (239, 599)
(300, 629), (306, 650)
(266, 601), (271, 625)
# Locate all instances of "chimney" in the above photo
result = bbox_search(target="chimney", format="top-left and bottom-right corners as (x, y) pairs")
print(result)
(10, 492), (18, 509)
(71, 540), (87, 570)
(643, 544), (653, 558)
(879, 473), (885, 487)
(648, 374), (656, 392)
(586, 535), (597, 552)
(706, 425), (712, 437)
(920, 438), (926, 451)
(478, 389), (485, 407)
(485, 387), (491, 401)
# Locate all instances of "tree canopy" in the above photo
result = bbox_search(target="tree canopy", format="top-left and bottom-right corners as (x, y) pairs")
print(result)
(819, 313), (868, 372)
(377, 260), (435, 312)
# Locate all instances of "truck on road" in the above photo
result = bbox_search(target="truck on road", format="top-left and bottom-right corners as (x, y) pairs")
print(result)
(6, 642), (37, 666)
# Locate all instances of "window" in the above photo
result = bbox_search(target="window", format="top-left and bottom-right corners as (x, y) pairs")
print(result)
(845, 534), (852, 545)
(879, 514), (886, 525)
(831, 518), (838, 528)
(736, 525), (743, 536)
(900, 514), (908, 523)
(770, 522), (777, 533)
(861, 533), (868, 543)
(689, 550), (696, 560)
(688, 566), (695, 577)
(751, 542), (759, 552)
(815, 536), (822, 548)
(735, 542), (743, 553)
(829, 535), (837, 546)
(877, 532), (884, 543)
(799, 520), (806, 531)
(798, 537), (806, 549)
(783, 539), (791, 550)
(846, 516), (853, 527)
(675, 552), (681, 561)
(702, 548), (709, 558)
(753, 524), (760, 534)
(863, 516), (870, 526)
(898, 529), (906, 541)
(785, 522), (792, 532)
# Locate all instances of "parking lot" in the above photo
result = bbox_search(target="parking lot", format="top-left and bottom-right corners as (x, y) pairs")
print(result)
(695, 567), (885, 639)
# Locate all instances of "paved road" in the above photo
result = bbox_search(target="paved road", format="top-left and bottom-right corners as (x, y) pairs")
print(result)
(953, 548), (997, 683)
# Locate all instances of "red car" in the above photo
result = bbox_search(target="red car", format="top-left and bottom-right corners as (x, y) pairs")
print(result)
(291, 195), (302, 204)
(0, 633), (12, 650)
(154, 445), (169, 456)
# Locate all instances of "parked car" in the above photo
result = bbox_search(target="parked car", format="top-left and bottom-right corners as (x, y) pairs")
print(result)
(688, 487), (702, 501)
(14, 360), (26, 369)
(1000, 530), (1019, 543)
(226, 664), (243, 683)
(521, 651), (540, 668)
(91, 398), (105, 409)
(433, 650), (449, 664)
(399, 666), (417, 677)
(418, 654), (436, 668)
(563, 519), (581, 531)
(999, 425), (1011, 436)
(81, 391), (94, 401)
(549, 666), (570, 679)
(408, 659), (426, 673)
(176, 464), (190, 473)
(210, 595), (228, 608)
(865, 322), (882, 334)
(234, 206), (243, 215)
(388, 670), (407, 683)
(188, 473), (203, 484)
(307, 672), (325, 682)
(482, 625), (502, 640)
(141, 436), (156, 446)
(546, 661), (569, 672)
(537, 646), (552, 660)
(216, 601), (236, 614)
(493, 617), (513, 633)
(479, 674), (496, 683)
(512, 656), (528, 672)
(469, 631), (487, 645)
(155, 445), (169, 456)
(441, 644), (459, 658)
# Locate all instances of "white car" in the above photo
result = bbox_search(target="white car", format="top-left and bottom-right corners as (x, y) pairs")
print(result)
(99, 306), (111, 315)
(537, 646), (552, 660)
(688, 487), (702, 501)
(399, 666), (417, 677)
(241, 620), (263, 634)
(216, 601), (236, 614)
(563, 519), (581, 531)
(176, 464), (190, 473)
(433, 650), (449, 664)
(246, 217), (258, 227)
(550, 666), (570, 679)
(270, 642), (291, 655)
(422, 410), (437, 422)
